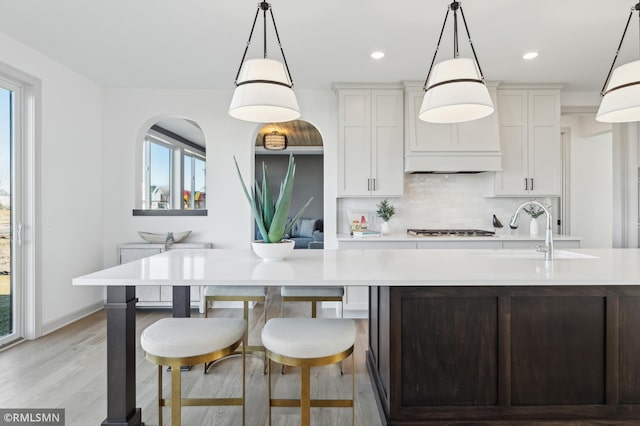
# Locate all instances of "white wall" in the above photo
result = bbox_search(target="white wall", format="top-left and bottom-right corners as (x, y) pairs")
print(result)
(561, 114), (613, 248)
(0, 32), (105, 335)
(101, 88), (338, 264)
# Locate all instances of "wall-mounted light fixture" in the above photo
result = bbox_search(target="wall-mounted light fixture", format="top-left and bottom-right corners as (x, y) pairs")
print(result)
(419, 1), (494, 124)
(263, 131), (288, 150)
(229, 2), (300, 123)
(597, 2), (640, 123)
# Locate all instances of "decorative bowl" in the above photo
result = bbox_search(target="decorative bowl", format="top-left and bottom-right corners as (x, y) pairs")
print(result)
(138, 231), (192, 244)
(251, 239), (295, 262)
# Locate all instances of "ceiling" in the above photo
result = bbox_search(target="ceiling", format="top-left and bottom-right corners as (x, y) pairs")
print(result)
(0, 1), (637, 92)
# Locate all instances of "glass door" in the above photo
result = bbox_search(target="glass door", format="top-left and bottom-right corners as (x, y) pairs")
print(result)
(0, 78), (22, 345)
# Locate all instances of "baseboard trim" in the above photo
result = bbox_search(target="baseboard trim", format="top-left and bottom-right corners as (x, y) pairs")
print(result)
(41, 301), (104, 336)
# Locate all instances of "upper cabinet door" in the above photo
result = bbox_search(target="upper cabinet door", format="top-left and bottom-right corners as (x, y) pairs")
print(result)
(337, 87), (404, 197)
(528, 91), (562, 197)
(371, 90), (404, 196)
(338, 90), (372, 196)
(494, 88), (561, 197)
(494, 91), (528, 195)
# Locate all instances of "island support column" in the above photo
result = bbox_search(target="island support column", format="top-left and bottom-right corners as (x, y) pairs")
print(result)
(103, 286), (142, 426)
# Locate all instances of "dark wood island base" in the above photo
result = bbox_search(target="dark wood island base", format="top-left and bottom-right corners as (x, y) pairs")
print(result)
(367, 286), (640, 425)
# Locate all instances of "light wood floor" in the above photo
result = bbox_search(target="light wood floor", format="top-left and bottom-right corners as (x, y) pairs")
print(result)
(0, 289), (384, 426)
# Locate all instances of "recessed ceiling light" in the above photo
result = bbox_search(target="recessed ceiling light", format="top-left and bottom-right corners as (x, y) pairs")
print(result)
(522, 51), (539, 60)
(371, 51), (385, 59)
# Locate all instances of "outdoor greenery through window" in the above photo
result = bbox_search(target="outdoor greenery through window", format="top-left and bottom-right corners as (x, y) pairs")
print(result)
(142, 129), (206, 210)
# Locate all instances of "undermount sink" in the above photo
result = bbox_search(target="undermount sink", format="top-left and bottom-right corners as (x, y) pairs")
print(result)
(469, 249), (598, 260)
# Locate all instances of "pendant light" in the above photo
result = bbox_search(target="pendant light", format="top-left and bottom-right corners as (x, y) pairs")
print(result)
(420, 1), (494, 124)
(263, 131), (288, 150)
(597, 2), (640, 123)
(229, 2), (300, 123)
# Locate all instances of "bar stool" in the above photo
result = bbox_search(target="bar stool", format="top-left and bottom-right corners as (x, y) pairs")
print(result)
(202, 285), (268, 373)
(280, 285), (345, 374)
(262, 317), (356, 426)
(140, 317), (246, 426)
(280, 286), (344, 318)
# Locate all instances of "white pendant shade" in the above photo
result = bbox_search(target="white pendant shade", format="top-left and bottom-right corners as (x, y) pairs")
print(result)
(419, 58), (494, 124)
(597, 60), (640, 123)
(229, 58), (301, 123)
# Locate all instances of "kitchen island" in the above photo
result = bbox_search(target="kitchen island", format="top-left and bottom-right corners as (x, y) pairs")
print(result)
(73, 248), (640, 425)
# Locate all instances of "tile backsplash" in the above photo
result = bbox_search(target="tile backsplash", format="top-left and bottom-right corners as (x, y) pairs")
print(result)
(337, 173), (558, 235)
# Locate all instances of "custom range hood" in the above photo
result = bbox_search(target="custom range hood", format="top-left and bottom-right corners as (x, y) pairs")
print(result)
(404, 151), (502, 173)
(404, 82), (502, 173)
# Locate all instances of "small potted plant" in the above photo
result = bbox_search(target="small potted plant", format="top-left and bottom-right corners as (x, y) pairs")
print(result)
(234, 153), (312, 261)
(524, 204), (545, 236)
(376, 199), (396, 235)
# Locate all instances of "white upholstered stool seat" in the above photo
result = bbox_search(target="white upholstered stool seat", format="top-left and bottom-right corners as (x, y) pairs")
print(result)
(141, 317), (245, 359)
(262, 318), (356, 426)
(262, 318), (355, 359)
(280, 286), (344, 318)
(204, 285), (268, 298)
(141, 318), (247, 426)
(202, 285), (268, 373)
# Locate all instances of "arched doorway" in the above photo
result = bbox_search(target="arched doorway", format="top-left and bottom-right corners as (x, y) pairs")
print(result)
(254, 120), (324, 249)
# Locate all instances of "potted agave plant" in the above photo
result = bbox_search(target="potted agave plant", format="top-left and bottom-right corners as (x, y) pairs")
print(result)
(234, 153), (313, 261)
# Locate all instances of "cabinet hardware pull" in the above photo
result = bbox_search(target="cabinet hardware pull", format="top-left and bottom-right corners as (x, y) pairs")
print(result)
(524, 178), (528, 190)
(529, 178), (534, 191)
(373, 178), (377, 191)
(367, 178), (371, 191)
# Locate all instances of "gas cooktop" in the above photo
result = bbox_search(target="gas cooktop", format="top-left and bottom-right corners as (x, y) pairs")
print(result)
(407, 229), (496, 237)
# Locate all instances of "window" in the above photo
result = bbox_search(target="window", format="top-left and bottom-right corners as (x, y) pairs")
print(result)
(183, 152), (206, 210)
(146, 138), (173, 209)
(141, 124), (206, 212)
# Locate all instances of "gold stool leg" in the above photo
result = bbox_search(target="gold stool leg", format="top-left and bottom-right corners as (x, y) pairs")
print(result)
(242, 343), (246, 426)
(158, 365), (163, 426)
(171, 363), (181, 426)
(352, 353), (355, 426)
(267, 358), (272, 426)
(301, 365), (311, 426)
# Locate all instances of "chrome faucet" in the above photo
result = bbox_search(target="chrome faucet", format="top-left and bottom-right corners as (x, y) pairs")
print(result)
(509, 200), (554, 261)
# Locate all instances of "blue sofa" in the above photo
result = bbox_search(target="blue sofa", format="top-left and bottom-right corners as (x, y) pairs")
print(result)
(287, 218), (324, 249)
(255, 218), (324, 249)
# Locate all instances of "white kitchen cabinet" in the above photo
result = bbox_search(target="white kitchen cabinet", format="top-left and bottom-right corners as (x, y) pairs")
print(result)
(118, 242), (212, 307)
(337, 87), (404, 197)
(403, 84), (501, 172)
(494, 87), (562, 196)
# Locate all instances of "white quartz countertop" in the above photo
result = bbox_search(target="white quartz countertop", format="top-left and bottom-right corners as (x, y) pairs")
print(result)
(336, 233), (582, 242)
(73, 248), (640, 287)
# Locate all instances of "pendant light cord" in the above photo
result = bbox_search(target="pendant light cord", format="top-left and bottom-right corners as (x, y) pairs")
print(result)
(233, 2), (295, 88)
(423, 7), (451, 90)
(459, 5), (486, 82)
(269, 8), (295, 87)
(234, 7), (261, 85)
(600, 7), (635, 95)
(422, 1), (486, 91)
